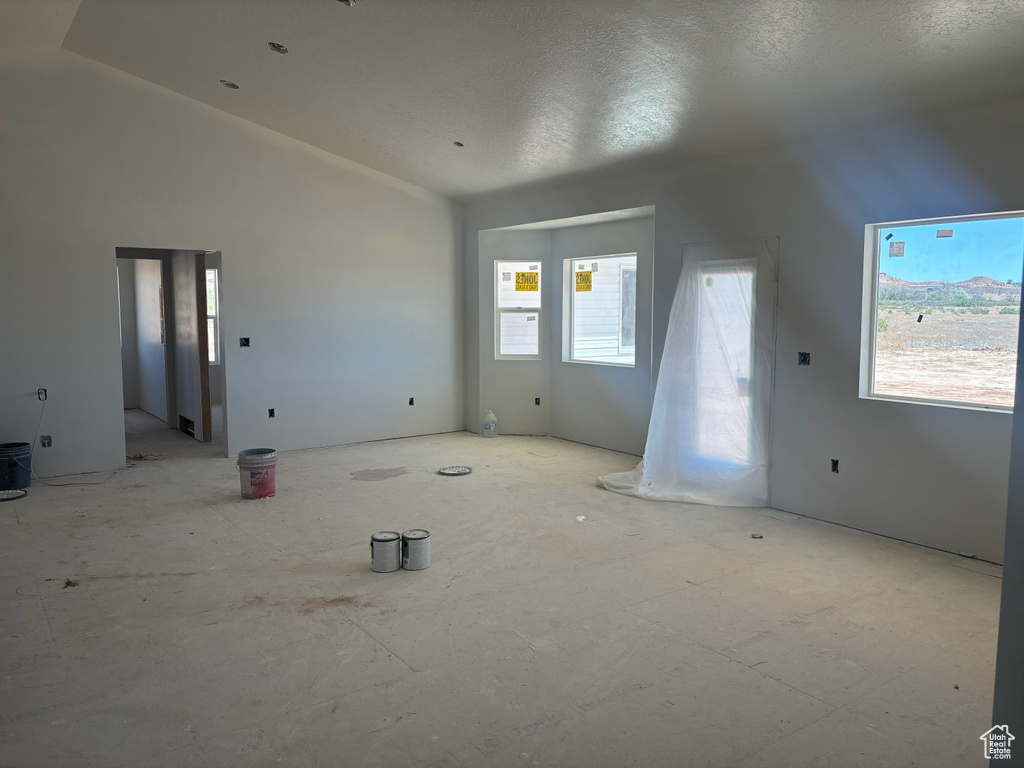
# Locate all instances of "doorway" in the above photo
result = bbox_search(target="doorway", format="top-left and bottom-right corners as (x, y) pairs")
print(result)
(606, 237), (777, 507)
(115, 248), (227, 459)
(696, 259), (757, 463)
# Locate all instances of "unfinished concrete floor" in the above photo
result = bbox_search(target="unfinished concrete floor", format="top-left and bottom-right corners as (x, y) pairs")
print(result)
(0, 414), (1001, 767)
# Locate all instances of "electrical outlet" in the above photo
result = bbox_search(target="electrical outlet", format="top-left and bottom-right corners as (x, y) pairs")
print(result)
(535, 397), (541, 405)
(37, 388), (47, 401)
(239, 337), (250, 347)
(268, 408), (275, 418)
(831, 459), (839, 473)
(40, 435), (52, 448)
(408, 397), (414, 406)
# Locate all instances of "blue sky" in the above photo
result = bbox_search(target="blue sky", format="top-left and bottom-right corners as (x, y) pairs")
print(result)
(879, 217), (1024, 284)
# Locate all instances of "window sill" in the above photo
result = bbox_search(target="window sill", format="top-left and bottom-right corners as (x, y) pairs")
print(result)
(861, 393), (1012, 414)
(563, 358), (635, 369)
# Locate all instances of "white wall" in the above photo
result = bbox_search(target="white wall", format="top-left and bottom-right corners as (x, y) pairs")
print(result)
(478, 229), (551, 435)
(0, 49), (462, 476)
(549, 218), (654, 455)
(476, 217), (654, 456)
(116, 258), (139, 409)
(209, 363), (223, 406)
(134, 258), (167, 423)
(465, 97), (1024, 563)
(992, 309), (1024, 731)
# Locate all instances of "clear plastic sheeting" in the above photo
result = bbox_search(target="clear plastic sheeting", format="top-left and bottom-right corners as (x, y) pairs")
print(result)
(599, 238), (778, 507)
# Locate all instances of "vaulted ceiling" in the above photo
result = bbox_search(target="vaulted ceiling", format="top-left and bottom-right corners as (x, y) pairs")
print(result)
(8, 1), (1024, 198)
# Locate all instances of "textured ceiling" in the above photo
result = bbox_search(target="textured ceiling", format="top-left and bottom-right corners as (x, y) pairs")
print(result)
(49, 0), (1024, 198)
(0, 0), (79, 50)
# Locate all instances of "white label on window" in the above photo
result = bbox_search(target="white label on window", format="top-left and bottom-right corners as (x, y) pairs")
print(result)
(527, 315), (536, 321)
(937, 229), (954, 238)
(529, 265), (538, 270)
(889, 241), (905, 257)
(502, 272), (512, 281)
(592, 262), (599, 272)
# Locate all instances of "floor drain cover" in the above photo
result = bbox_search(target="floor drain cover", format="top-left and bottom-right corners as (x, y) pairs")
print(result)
(0, 489), (28, 502)
(438, 466), (472, 476)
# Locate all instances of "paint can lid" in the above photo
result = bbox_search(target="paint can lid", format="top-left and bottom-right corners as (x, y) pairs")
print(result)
(371, 531), (401, 542)
(402, 529), (430, 540)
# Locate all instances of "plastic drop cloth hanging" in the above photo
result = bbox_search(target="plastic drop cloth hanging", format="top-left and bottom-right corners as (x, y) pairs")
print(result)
(599, 238), (778, 507)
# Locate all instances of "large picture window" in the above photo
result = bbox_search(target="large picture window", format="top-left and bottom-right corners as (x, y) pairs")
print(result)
(495, 261), (541, 359)
(567, 253), (637, 366)
(862, 212), (1024, 410)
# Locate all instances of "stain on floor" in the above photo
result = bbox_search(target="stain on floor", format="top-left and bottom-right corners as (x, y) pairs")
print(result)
(351, 467), (408, 481)
(242, 594), (370, 614)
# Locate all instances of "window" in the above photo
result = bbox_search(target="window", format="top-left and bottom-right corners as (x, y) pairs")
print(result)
(495, 261), (542, 358)
(619, 265), (637, 352)
(862, 212), (1024, 410)
(567, 253), (638, 366)
(206, 268), (219, 364)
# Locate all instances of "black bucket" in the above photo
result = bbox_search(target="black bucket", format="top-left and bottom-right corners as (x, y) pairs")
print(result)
(0, 443), (31, 491)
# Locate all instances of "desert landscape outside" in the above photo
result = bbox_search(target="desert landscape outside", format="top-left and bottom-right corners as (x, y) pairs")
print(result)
(873, 274), (1021, 407)
(870, 215), (1024, 408)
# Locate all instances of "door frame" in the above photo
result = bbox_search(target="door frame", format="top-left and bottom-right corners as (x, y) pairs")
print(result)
(114, 247), (226, 452)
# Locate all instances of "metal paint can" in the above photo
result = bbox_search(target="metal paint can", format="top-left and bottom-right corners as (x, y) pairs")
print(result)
(402, 529), (430, 570)
(370, 531), (402, 573)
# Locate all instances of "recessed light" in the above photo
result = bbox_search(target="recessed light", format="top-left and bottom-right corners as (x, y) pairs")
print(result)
(220, 79), (240, 89)
(267, 41), (289, 54)
(453, 141), (465, 147)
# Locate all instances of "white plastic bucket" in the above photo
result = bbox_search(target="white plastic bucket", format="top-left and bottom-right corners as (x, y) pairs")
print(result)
(237, 449), (277, 499)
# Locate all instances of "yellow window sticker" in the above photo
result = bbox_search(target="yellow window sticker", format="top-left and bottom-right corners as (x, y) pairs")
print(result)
(515, 272), (539, 291)
(575, 271), (592, 292)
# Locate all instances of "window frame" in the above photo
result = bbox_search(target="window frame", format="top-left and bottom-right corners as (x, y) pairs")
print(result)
(565, 252), (638, 368)
(206, 268), (220, 365)
(860, 210), (1024, 412)
(618, 264), (637, 355)
(494, 261), (542, 361)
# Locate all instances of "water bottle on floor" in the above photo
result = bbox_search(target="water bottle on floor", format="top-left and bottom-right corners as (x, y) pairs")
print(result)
(483, 409), (498, 437)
